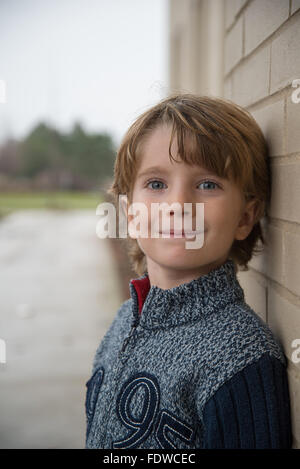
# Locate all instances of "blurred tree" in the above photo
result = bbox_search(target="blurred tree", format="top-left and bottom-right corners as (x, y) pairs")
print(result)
(0, 120), (116, 191)
(18, 123), (62, 177)
(0, 138), (21, 174)
(64, 121), (115, 185)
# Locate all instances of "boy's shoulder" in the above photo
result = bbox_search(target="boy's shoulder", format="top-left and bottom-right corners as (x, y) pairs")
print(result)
(115, 297), (132, 321)
(109, 297), (133, 328)
(196, 299), (286, 365)
(192, 299), (287, 408)
(91, 298), (132, 374)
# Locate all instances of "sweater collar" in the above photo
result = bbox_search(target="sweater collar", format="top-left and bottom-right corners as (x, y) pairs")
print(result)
(129, 258), (245, 330)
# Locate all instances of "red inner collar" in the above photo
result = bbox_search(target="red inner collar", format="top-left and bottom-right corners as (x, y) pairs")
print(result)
(130, 275), (151, 315)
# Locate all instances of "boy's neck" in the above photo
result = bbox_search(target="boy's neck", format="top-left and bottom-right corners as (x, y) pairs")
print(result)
(146, 255), (229, 291)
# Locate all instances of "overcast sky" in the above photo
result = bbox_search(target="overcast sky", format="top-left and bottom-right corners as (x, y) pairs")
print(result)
(0, 0), (169, 147)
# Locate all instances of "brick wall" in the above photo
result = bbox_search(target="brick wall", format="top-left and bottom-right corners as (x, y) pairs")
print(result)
(169, 0), (225, 96)
(223, 0), (300, 448)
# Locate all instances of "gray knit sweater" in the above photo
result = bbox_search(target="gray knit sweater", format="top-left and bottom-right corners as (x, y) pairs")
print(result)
(85, 259), (292, 449)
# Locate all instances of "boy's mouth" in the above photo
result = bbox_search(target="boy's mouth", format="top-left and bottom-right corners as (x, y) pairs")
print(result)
(159, 230), (203, 238)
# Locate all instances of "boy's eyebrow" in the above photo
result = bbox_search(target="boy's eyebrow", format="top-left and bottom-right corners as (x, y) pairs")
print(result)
(136, 165), (220, 179)
(137, 166), (170, 178)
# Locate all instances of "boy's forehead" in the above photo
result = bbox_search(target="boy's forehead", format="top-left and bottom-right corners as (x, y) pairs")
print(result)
(134, 124), (235, 184)
(140, 124), (183, 156)
(136, 124), (211, 173)
(136, 162), (220, 179)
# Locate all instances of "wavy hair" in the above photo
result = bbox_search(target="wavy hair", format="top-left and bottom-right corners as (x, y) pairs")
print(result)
(107, 93), (270, 276)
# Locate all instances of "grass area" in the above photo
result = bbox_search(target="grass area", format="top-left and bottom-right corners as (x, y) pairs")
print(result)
(0, 191), (104, 217)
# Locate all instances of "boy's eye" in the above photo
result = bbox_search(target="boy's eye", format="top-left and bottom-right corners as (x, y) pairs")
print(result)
(146, 180), (166, 190)
(197, 180), (220, 190)
(145, 179), (220, 191)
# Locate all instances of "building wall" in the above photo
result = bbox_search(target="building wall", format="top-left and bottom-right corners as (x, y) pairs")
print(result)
(169, 0), (300, 448)
(169, 0), (225, 96)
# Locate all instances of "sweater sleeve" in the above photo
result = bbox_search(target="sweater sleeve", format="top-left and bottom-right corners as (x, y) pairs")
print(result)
(201, 353), (292, 449)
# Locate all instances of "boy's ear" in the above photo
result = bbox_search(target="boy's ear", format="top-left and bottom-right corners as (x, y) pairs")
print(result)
(235, 198), (260, 241)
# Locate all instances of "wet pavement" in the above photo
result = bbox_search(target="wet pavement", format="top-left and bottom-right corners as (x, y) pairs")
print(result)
(0, 209), (123, 448)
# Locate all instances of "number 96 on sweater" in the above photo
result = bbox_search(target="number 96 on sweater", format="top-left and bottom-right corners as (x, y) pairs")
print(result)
(88, 369), (195, 449)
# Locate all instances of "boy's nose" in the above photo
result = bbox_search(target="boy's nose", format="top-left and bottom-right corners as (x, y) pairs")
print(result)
(167, 203), (196, 232)
(166, 188), (196, 216)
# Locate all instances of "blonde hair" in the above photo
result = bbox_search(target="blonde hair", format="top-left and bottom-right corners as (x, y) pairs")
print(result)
(108, 93), (270, 276)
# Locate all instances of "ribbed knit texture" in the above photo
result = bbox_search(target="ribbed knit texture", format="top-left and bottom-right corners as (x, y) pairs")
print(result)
(202, 353), (292, 448)
(85, 259), (292, 449)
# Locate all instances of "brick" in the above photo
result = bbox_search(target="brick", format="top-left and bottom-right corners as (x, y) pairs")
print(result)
(287, 96), (300, 154)
(294, 438), (300, 450)
(236, 269), (267, 321)
(246, 223), (285, 284)
(248, 243), (267, 276)
(245, 0), (289, 56)
(284, 231), (300, 297)
(261, 224), (285, 284)
(225, 16), (243, 75)
(292, 0), (300, 15)
(240, 0), (248, 9)
(269, 162), (300, 224)
(232, 45), (270, 106)
(270, 16), (300, 93)
(225, 0), (243, 30)
(250, 98), (285, 156)
(268, 286), (300, 448)
(268, 285), (300, 363)
(287, 366), (300, 447)
(270, 162), (300, 223)
(224, 76), (233, 99)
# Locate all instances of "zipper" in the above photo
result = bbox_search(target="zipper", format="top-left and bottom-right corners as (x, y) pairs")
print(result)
(120, 319), (139, 353)
(119, 287), (141, 355)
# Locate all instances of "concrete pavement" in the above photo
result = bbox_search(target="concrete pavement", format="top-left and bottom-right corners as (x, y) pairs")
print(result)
(0, 209), (123, 448)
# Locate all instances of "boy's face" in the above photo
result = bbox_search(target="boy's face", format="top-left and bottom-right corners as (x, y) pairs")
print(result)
(125, 124), (258, 280)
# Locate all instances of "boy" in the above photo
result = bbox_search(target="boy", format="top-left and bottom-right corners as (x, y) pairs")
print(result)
(85, 94), (292, 449)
